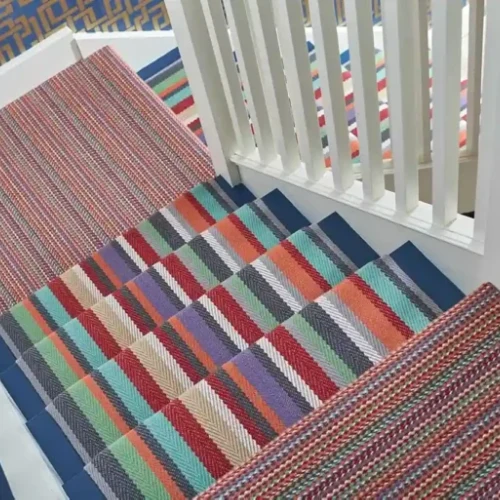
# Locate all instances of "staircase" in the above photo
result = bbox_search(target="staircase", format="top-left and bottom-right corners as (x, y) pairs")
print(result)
(1, 41), (499, 498)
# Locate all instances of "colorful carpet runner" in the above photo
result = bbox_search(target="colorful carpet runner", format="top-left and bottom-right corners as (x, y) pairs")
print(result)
(63, 242), (463, 499)
(1, 190), (308, 422)
(202, 282), (500, 499)
(0, 177), (252, 373)
(1, 43), (497, 500)
(25, 211), (377, 482)
(140, 45), (470, 169)
(0, 47), (215, 312)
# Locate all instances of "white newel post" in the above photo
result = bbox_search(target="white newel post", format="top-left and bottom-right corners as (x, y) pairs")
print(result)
(165, 0), (241, 185)
(476, 0), (500, 287)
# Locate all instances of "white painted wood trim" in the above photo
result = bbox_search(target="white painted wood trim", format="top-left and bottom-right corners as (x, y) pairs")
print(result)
(247, 0), (301, 172)
(412, 0), (432, 164)
(0, 382), (66, 499)
(165, 0), (240, 185)
(465, 0), (485, 155)
(431, 0), (463, 227)
(475, 0), (500, 256)
(0, 27), (81, 109)
(233, 151), (485, 295)
(345, 0), (385, 201)
(381, 0), (418, 213)
(223, 0), (276, 164)
(275, 0), (325, 181)
(309, 0), (354, 192)
(201, 0), (254, 156)
(74, 31), (177, 71)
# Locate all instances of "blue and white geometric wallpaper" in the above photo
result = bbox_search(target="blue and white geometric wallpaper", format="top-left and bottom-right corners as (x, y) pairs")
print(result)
(0, 0), (171, 64)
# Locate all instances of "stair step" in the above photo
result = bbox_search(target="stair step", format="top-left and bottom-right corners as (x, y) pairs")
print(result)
(24, 211), (376, 482)
(0, 190), (307, 421)
(0, 176), (251, 372)
(0, 47), (215, 312)
(201, 282), (499, 498)
(65, 241), (463, 497)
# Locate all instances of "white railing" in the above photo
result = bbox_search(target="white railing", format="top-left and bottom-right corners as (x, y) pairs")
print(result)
(167, 0), (499, 293)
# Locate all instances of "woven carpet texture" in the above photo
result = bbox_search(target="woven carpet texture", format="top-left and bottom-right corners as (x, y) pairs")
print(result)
(26, 210), (377, 483)
(202, 282), (500, 499)
(63, 242), (464, 498)
(0, 46), (214, 313)
(0, 176), (253, 373)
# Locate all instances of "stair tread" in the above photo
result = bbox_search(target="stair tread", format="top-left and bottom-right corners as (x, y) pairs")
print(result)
(68, 242), (463, 497)
(24, 211), (377, 482)
(0, 191), (306, 422)
(0, 176), (249, 372)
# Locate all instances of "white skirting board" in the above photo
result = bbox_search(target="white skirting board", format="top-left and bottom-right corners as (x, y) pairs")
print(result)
(0, 382), (66, 499)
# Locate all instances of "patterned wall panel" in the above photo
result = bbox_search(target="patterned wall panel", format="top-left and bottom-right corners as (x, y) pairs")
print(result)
(0, 0), (171, 64)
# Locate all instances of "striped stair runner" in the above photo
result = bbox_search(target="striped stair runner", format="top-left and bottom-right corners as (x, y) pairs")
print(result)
(140, 44), (470, 168)
(0, 177), (252, 373)
(0, 47), (215, 312)
(63, 242), (463, 498)
(200, 282), (500, 499)
(24, 212), (377, 483)
(1, 190), (307, 421)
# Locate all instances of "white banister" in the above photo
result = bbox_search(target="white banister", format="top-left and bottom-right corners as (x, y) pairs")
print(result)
(381, 0), (418, 213)
(465, 0), (485, 155)
(431, 0), (463, 227)
(412, 0), (432, 164)
(246, 0), (301, 172)
(309, 0), (353, 192)
(201, 0), (254, 156)
(475, 0), (500, 244)
(345, 0), (385, 201)
(274, 0), (325, 181)
(223, 0), (277, 164)
(166, 0), (240, 185)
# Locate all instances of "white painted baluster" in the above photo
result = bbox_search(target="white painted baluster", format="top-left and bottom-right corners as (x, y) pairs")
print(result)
(223, 0), (277, 164)
(345, 0), (385, 201)
(431, 0), (463, 227)
(165, 0), (240, 184)
(201, 0), (254, 155)
(412, 0), (432, 164)
(274, 0), (325, 181)
(309, 0), (353, 191)
(381, 0), (418, 213)
(245, 0), (301, 172)
(466, 0), (485, 155)
(474, 0), (500, 243)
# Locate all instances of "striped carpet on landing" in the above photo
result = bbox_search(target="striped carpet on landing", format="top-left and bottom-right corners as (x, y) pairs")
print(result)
(0, 177), (253, 373)
(0, 47), (214, 312)
(26, 212), (377, 483)
(201, 282), (499, 499)
(1, 191), (307, 422)
(64, 242), (464, 499)
(141, 44), (470, 168)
